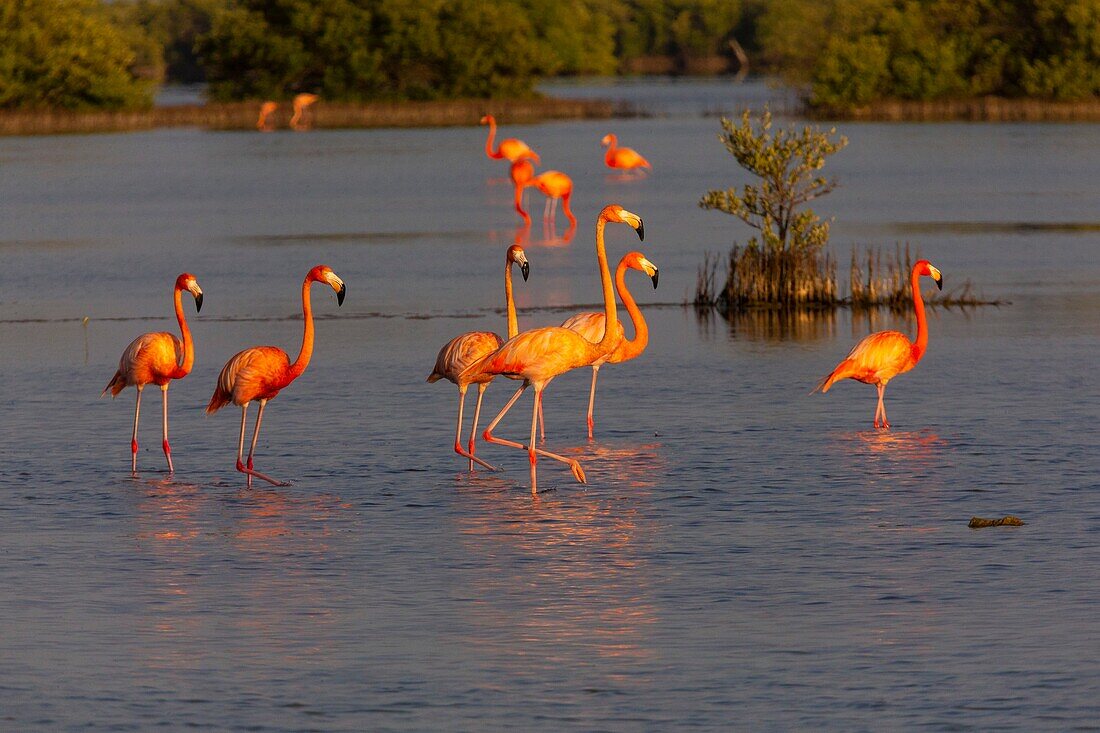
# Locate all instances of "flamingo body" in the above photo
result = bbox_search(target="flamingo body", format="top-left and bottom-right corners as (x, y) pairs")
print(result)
(290, 93), (318, 130)
(482, 114), (539, 163)
(815, 259), (943, 428)
(257, 101), (277, 131)
(428, 332), (504, 387)
(602, 134), (650, 171)
(529, 170), (576, 227)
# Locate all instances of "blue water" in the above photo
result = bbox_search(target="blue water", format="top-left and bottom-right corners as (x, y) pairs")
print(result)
(1, 80), (1098, 730)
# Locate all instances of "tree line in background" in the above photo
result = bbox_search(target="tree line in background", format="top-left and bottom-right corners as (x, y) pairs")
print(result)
(2, 0), (1097, 110)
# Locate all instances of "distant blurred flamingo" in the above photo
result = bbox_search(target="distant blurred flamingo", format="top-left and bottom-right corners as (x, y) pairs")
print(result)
(815, 260), (943, 428)
(510, 157), (536, 225)
(290, 93), (319, 130)
(481, 114), (540, 164)
(427, 244), (530, 471)
(601, 133), (650, 172)
(462, 204), (644, 493)
(529, 170), (577, 228)
(561, 251), (658, 439)
(103, 273), (203, 475)
(257, 101), (277, 131)
(206, 265), (345, 487)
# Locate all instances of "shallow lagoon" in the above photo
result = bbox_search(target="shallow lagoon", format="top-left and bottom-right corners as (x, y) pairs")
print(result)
(1, 80), (1098, 730)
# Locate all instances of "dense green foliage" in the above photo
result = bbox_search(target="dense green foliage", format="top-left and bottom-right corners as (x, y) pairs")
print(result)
(0, 0), (154, 110)
(700, 108), (848, 254)
(756, 0), (1100, 106)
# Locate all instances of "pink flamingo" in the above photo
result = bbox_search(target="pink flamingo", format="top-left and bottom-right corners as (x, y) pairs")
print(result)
(510, 157), (536, 225)
(529, 170), (577, 228)
(427, 244), (530, 471)
(481, 114), (540, 163)
(815, 260), (943, 428)
(560, 251), (658, 439)
(461, 205), (644, 493)
(601, 133), (651, 172)
(103, 273), (203, 474)
(206, 265), (345, 487)
(290, 93), (318, 130)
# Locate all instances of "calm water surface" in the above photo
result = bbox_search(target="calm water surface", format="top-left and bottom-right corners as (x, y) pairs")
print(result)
(1, 81), (1099, 731)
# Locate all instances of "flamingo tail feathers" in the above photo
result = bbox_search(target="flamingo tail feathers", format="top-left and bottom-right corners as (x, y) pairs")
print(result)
(103, 371), (126, 397)
(814, 360), (852, 394)
(206, 385), (232, 414)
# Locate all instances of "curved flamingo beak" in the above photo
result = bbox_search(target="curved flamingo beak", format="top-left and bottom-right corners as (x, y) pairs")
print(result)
(337, 283), (346, 306)
(187, 282), (203, 312)
(194, 292), (204, 312)
(617, 209), (644, 241)
(929, 265), (943, 290)
(521, 261), (530, 281)
(650, 268), (659, 289)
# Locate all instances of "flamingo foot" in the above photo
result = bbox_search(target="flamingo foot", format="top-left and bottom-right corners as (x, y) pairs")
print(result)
(236, 460), (290, 487)
(570, 461), (587, 485)
(455, 442), (499, 471)
(163, 440), (174, 474)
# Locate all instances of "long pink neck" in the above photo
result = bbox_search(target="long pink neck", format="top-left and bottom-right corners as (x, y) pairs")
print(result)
(594, 217), (620, 354)
(172, 286), (194, 378)
(484, 118), (502, 159)
(505, 258), (519, 339)
(613, 261), (648, 361)
(288, 277), (315, 382)
(911, 265), (928, 360)
(604, 135), (617, 164)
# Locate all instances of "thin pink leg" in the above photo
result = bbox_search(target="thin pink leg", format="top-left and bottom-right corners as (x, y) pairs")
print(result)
(483, 383), (586, 487)
(467, 383), (493, 471)
(537, 399), (545, 443)
(455, 385), (497, 471)
(529, 389), (540, 493)
(161, 384), (174, 473)
(543, 195), (552, 221)
(586, 365), (600, 441)
(235, 400), (287, 487)
(131, 386), (143, 474)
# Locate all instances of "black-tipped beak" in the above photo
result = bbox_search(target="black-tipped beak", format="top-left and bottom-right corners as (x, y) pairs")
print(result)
(635, 220), (645, 241)
(521, 261), (530, 281)
(337, 283), (346, 306)
(934, 275), (943, 291)
(651, 269), (659, 289)
(194, 292), (203, 312)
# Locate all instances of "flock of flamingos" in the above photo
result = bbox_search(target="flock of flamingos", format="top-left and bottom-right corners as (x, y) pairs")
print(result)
(104, 116), (944, 494)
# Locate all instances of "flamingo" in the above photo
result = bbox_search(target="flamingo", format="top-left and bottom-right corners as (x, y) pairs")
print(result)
(560, 251), (658, 440)
(601, 133), (651, 172)
(528, 170), (577, 228)
(206, 265), (346, 487)
(481, 114), (540, 164)
(510, 157), (536, 226)
(290, 93), (319, 130)
(815, 260), (943, 429)
(462, 204), (644, 493)
(103, 273), (203, 475)
(427, 244), (530, 471)
(257, 101), (277, 131)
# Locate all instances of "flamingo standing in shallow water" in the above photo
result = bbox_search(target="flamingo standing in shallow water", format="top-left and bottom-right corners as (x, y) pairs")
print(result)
(601, 133), (650, 173)
(528, 170), (577, 229)
(427, 244), (530, 471)
(290, 93), (318, 130)
(103, 273), (203, 475)
(815, 260), (943, 428)
(206, 265), (345, 487)
(481, 114), (540, 164)
(461, 204), (644, 493)
(257, 101), (277, 131)
(560, 251), (658, 440)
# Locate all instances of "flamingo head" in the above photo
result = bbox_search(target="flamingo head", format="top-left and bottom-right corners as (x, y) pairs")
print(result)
(507, 244), (530, 281)
(308, 265), (347, 305)
(600, 204), (644, 241)
(175, 273), (203, 312)
(480, 114), (494, 125)
(623, 252), (659, 289)
(601, 134), (615, 147)
(915, 259), (943, 290)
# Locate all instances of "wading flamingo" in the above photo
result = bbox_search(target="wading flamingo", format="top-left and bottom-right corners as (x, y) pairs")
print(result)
(560, 251), (658, 440)
(481, 114), (540, 164)
(529, 170), (577, 228)
(427, 244), (530, 471)
(257, 101), (277, 131)
(103, 273), (203, 475)
(462, 204), (644, 493)
(290, 93), (319, 130)
(510, 157), (536, 226)
(815, 260), (943, 429)
(601, 133), (650, 173)
(206, 265), (346, 487)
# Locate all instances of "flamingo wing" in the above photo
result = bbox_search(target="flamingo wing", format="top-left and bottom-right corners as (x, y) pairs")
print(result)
(207, 346), (290, 412)
(499, 138), (538, 163)
(468, 327), (596, 383)
(817, 330), (915, 391)
(104, 332), (181, 394)
(427, 331), (503, 384)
